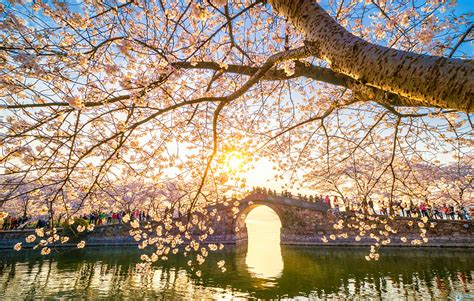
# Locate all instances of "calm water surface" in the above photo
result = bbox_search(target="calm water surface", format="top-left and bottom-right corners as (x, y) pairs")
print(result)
(0, 245), (473, 300)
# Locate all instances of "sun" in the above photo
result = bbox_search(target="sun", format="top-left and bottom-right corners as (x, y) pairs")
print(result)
(223, 151), (246, 172)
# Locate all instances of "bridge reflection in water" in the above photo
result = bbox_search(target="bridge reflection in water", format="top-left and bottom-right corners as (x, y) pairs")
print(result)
(244, 205), (283, 285)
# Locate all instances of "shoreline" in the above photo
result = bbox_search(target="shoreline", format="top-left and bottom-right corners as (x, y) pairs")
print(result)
(1, 238), (474, 250)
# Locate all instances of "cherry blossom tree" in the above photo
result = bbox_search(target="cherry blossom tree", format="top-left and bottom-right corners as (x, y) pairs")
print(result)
(0, 0), (472, 261)
(425, 154), (473, 206)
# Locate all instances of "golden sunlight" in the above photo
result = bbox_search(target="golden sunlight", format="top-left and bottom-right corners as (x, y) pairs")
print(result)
(222, 150), (246, 172)
(244, 206), (283, 283)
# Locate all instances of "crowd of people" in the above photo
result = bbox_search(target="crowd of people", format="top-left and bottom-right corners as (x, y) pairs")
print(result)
(250, 186), (327, 203)
(249, 186), (473, 221)
(79, 210), (150, 225)
(1, 215), (30, 230)
(0, 210), (151, 231)
(391, 201), (472, 221)
(343, 199), (472, 221)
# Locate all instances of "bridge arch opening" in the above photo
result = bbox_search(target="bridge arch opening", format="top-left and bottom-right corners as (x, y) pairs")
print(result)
(241, 205), (283, 281)
(243, 205), (282, 244)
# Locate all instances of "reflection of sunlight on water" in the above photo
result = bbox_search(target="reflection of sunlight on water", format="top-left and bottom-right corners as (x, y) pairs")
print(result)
(244, 206), (283, 286)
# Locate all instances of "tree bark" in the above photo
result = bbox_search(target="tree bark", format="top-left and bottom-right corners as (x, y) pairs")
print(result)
(270, 0), (474, 113)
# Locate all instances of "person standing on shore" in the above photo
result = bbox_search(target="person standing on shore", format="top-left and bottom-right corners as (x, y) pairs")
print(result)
(368, 199), (375, 214)
(449, 205), (455, 220)
(324, 195), (330, 207)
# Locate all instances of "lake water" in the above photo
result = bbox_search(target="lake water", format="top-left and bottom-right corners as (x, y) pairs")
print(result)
(0, 245), (473, 300)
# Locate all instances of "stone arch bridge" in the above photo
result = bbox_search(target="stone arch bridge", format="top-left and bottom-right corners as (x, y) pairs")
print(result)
(219, 193), (333, 244)
(209, 193), (334, 244)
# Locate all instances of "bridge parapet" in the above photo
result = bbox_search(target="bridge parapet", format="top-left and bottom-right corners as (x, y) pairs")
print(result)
(241, 193), (330, 211)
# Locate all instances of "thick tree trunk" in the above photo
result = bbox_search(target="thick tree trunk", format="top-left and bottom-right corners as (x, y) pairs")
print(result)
(270, 0), (474, 112)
